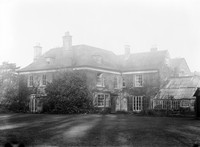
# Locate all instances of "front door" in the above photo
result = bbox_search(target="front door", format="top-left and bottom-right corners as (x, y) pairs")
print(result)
(116, 96), (127, 111)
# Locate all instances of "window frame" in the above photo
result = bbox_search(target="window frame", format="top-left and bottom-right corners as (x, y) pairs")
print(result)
(96, 93), (110, 107)
(114, 76), (120, 89)
(132, 96), (143, 111)
(96, 73), (105, 87)
(29, 75), (34, 87)
(135, 74), (143, 87)
(122, 77), (126, 87)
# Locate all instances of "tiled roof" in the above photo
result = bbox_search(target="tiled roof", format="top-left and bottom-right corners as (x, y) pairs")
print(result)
(119, 50), (169, 71)
(19, 45), (119, 72)
(155, 76), (200, 99)
(18, 45), (169, 72)
(169, 58), (185, 68)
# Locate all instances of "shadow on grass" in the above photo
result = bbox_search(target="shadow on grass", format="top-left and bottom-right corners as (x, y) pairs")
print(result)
(0, 114), (101, 146)
(0, 114), (200, 146)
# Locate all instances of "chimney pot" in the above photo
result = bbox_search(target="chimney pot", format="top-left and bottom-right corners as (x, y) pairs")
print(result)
(63, 31), (72, 50)
(34, 43), (42, 61)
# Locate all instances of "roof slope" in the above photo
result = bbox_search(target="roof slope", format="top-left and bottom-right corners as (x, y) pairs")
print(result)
(155, 76), (200, 99)
(73, 45), (119, 71)
(19, 45), (119, 72)
(169, 58), (185, 68)
(119, 50), (169, 71)
(19, 44), (170, 72)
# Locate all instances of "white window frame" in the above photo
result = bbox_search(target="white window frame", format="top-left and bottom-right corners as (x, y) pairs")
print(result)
(114, 76), (120, 89)
(132, 96), (143, 111)
(172, 100), (180, 110)
(180, 100), (190, 108)
(135, 74), (143, 87)
(28, 75), (34, 87)
(96, 73), (105, 87)
(122, 77), (126, 87)
(96, 93), (110, 107)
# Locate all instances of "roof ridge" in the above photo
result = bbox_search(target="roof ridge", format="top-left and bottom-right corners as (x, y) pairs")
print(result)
(72, 44), (116, 55)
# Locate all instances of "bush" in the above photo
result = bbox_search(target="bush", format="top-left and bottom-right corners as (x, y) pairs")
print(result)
(4, 76), (30, 112)
(43, 71), (94, 114)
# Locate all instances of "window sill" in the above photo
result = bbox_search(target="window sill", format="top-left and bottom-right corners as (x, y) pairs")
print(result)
(96, 85), (105, 87)
(96, 106), (110, 108)
(135, 86), (143, 87)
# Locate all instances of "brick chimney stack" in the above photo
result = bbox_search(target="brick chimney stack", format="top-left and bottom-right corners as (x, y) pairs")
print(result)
(63, 31), (72, 50)
(34, 43), (42, 61)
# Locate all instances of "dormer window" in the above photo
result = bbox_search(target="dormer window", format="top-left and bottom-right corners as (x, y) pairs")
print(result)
(46, 58), (51, 64)
(92, 55), (102, 64)
(45, 56), (55, 64)
(96, 73), (104, 87)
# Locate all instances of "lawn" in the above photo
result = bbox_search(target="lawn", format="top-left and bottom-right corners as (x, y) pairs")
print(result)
(0, 113), (199, 147)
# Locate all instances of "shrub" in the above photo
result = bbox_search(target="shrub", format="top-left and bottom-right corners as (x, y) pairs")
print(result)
(4, 76), (30, 112)
(43, 71), (94, 114)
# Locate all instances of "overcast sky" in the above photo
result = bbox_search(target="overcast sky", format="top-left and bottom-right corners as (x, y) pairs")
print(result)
(0, 0), (200, 72)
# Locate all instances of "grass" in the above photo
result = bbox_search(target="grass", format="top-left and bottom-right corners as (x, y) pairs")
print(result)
(0, 113), (200, 147)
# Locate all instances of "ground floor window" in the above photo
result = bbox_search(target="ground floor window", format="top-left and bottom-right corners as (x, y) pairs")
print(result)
(132, 96), (143, 111)
(162, 100), (170, 109)
(180, 100), (190, 107)
(172, 100), (180, 110)
(154, 99), (181, 110)
(95, 93), (110, 107)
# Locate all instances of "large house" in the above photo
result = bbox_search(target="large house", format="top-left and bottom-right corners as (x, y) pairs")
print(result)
(18, 32), (191, 113)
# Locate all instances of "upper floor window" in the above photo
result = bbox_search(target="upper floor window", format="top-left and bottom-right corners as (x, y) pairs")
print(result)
(29, 75), (33, 87)
(46, 58), (51, 64)
(114, 76), (119, 89)
(135, 74), (143, 87)
(45, 57), (55, 64)
(122, 78), (126, 87)
(42, 74), (47, 86)
(96, 73), (104, 87)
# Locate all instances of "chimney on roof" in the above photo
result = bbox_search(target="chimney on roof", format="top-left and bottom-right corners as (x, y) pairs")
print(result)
(150, 45), (158, 52)
(33, 43), (42, 62)
(124, 45), (130, 56)
(63, 31), (72, 50)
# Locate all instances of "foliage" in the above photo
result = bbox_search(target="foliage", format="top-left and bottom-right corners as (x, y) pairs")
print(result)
(0, 62), (19, 103)
(4, 76), (30, 112)
(43, 71), (94, 114)
(0, 62), (30, 112)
